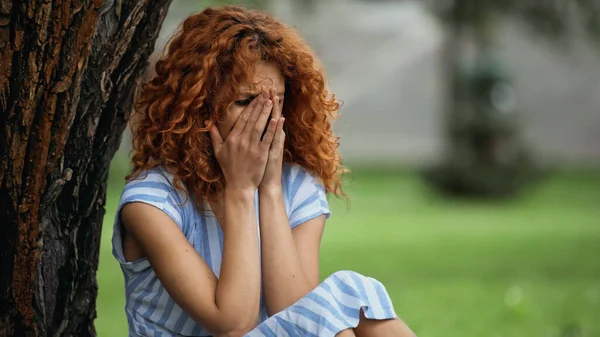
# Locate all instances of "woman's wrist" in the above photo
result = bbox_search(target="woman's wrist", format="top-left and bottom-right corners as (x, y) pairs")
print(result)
(258, 183), (282, 197)
(224, 185), (256, 201)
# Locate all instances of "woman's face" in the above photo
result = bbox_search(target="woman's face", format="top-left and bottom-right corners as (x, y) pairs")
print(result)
(217, 61), (286, 140)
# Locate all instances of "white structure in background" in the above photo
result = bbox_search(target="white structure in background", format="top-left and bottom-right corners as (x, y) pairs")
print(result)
(273, 0), (446, 165)
(271, 0), (600, 166)
(118, 0), (600, 166)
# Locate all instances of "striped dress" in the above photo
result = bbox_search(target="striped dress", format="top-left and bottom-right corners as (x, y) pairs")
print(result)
(112, 164), (397, 336)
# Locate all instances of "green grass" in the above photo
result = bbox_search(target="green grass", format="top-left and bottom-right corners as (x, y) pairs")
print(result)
(96, 166), (600, 337)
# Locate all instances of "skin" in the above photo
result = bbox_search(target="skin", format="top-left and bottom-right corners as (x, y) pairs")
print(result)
(121, 92), (276, 337)
(215, 62), (286, 141)
(121, 61), (416, 337)
(212, 62), (322, 316)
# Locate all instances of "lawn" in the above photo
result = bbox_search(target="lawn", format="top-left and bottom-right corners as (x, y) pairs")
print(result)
(96, 165), (600, 337)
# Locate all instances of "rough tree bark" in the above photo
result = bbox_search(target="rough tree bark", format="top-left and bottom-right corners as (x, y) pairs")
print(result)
(0, 0), (172, 336)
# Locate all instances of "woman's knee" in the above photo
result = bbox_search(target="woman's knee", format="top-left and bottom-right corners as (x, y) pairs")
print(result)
(326, 270), (386, 288)
(324, 270), (392, 305)
(326, 270), (364, 283)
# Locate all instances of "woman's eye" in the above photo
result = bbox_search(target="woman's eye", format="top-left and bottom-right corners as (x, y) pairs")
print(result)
(235, 97), (254, 106)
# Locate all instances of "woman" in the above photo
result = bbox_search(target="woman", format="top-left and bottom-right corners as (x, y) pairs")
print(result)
(112, 5), (415, 337)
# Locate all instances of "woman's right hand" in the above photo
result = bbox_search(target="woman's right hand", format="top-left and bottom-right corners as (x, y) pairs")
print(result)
(209, 91), (277, 192)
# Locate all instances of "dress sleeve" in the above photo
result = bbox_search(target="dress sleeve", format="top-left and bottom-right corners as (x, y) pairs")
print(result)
(111, 170), (190, 272)
(286, 165), (331, 229)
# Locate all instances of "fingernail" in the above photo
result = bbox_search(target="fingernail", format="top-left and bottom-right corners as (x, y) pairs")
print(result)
(204, 120), (209, 126)
(262, 91), (269, 98)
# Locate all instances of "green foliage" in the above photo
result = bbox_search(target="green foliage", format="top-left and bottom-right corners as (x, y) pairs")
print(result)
(97, 165), (600, 336)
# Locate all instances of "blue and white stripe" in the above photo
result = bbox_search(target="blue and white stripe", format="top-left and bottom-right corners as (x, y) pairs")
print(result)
(112, 165), (396, 337)
(247, 270), (396, 337)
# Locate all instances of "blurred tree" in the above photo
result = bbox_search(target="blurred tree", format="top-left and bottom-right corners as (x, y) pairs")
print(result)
(0, 0), (171, 336)
(294, 0), (316, 14)
(198, 0), (271, 11)
(424, 0), (600, 198)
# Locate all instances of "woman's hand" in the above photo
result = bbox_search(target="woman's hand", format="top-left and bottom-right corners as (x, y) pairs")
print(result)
(209, 91), (279, 192)
(259, 88), (286, 190)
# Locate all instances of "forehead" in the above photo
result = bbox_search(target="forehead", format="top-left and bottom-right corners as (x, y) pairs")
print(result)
(238, 62), (285, 93)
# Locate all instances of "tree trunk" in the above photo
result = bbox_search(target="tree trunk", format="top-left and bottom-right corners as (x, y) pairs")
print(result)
(0, 0), (172, 336)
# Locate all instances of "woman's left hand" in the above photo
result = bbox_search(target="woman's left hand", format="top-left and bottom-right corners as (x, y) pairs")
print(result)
(260, 88), (285, 190)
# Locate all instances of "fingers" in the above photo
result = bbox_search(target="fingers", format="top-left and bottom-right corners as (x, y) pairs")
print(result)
(242, 91), (270, 139)
(208, 124), (223, 150)
(230, 95), (261, 138)
(250, 95), (273, 144)
(260, 118), (278, 147)
(271, 117), (285, 150)
(262, 117), (285, 152)
(270, 88), (282, 120)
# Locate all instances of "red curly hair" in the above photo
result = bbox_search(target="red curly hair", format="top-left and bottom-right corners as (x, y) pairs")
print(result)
(128, 5), (346, 209)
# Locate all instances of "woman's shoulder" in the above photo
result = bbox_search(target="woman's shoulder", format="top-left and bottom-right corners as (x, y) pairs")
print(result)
(281, 164), (326, 202)
(122, 166), (175, 196)
(119, 166), (188, 210)
(282, 164), (323, 189)
(282, 164), (330, 228)
(117, 166), (190, 230)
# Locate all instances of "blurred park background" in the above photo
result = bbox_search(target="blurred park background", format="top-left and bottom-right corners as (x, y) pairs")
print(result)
(97, 0), (600, 336)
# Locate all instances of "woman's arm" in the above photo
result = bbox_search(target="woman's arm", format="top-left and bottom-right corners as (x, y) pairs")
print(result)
(258, 89), (327, 316)
(121, 186), (260, 336)
(121, 94), (277, 336)
(258, 186), (325, 316)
